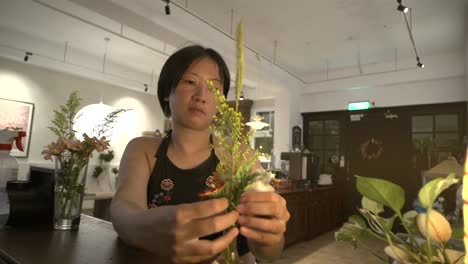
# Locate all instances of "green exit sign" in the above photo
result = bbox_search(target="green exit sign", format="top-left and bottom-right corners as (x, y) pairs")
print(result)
(348, 101), (371, 111)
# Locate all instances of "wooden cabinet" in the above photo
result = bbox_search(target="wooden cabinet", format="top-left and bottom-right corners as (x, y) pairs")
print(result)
(280, 186), (343, 247)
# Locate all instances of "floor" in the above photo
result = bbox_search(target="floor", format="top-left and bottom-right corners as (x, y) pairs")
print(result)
(269, 231), (388, 264)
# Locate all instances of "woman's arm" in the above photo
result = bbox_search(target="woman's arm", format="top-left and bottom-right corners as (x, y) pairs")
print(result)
(110, 136), (158, 247)
(110, 137), (239, 263)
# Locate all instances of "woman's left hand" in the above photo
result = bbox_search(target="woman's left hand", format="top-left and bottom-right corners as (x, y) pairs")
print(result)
(235, 192), (290, 246)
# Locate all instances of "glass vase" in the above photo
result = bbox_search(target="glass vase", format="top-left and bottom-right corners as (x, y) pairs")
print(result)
(53, 157), (89, 230)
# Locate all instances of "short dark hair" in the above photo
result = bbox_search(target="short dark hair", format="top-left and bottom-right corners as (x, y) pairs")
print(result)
(157, 45), (230, 117)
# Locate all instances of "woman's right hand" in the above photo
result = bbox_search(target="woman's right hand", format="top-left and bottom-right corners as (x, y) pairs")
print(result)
(136, 197), (238, 263)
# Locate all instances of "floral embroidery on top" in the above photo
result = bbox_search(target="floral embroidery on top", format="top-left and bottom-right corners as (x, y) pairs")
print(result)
(149, 179), (175, 207)
(161, 179), (174, 191)
(205, 176), (215, 188)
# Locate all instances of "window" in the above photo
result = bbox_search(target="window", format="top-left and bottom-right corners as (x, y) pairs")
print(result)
(306, 119), (340, 174)
(412, 113), (461, 169)
(253, 111), (274, 169)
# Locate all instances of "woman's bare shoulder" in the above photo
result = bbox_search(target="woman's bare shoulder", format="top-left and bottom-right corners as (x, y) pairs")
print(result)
(119, 136), (164, 179)
(127, 136), (163, 151)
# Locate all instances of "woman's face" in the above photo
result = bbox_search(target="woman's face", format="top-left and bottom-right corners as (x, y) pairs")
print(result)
(168, 57), (224, 131)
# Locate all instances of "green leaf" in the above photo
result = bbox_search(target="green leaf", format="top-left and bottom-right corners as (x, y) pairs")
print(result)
(356, 176), (405, 213)
(359, 208), (397, 234)
(335, 215), (371, 243)
(419, 242), (439, 260)
(418, 173), (459, 209)
(402, 210), (419, 234)
(362, 197), (384, 215)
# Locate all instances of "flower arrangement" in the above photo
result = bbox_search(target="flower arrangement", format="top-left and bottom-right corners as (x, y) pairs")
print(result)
(200, 22), (274, 263)
(42, 91), (127, 229)
(335, 174), (464, 264)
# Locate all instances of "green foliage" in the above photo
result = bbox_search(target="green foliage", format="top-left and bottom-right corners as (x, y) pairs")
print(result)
(202, 21), (271, 215)
(93, 108), (131, 139)
(92, 166), (103, 178)
(335, 215), (372, 246)
(48, 90), (81, 139)
(234, 21), (244, 111)
(402, 210), (419, 235)
(356, 175), (405, 213)
(99, 150), (114, 162)
(44, 91), (124, 219)
(418, 173), (459, 209)
(111, 167), (119, 176)
(362, 197), (384, 215)
(336, 175), (462, 264)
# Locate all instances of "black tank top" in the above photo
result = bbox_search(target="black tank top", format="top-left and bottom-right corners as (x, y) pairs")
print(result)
(146, 131), (249, 256)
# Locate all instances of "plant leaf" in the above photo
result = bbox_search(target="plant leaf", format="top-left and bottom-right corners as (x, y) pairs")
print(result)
(359, 208), (397, 234)
(362, 197), (384, 215)
(356, 176), (405, 213)
(418, 173), (459, 209)
(335, 215), (371, 243)
(402, 210), (419, 234)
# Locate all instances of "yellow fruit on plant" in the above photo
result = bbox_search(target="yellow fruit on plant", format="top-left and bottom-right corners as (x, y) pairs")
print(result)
(416, 210), (452, 243)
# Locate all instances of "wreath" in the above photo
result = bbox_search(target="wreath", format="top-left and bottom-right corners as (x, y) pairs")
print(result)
(360, 138), (383, 160)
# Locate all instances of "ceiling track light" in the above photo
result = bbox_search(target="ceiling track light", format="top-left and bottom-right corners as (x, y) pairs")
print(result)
(240, 91), (245, 100)
(396, 0), (409, 13)
(24, 52), (32, 62)
(144, 83), (148, 92)
(397, 1), (425, 69)
(164, 0), (171, 15)
(416, 57), (424, 68)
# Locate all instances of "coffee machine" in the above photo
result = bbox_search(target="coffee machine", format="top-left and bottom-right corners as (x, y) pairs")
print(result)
(280, 151), (317, 181)
(6, 166), (54, 227)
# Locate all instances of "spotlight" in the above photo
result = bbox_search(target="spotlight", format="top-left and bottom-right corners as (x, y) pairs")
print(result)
(416, 57), (424, 68)
(164, 0), (171, 15)
(24, 52), (32, 62)
(144, 84), (148, 92)
(396, 0), (409, 13)
(240, 91), (245, 100)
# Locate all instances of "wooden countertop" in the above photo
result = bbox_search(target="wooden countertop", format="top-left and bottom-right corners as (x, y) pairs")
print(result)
(0, 215), (157, 264)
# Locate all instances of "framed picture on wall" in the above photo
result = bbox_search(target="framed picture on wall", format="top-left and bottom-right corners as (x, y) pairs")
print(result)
(0, 98), (34, 158)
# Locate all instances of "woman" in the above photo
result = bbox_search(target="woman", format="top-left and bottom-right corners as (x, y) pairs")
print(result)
(110, 45), (290, 263)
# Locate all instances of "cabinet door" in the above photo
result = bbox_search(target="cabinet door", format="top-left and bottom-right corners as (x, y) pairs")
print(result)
(282, 193), (298, 246)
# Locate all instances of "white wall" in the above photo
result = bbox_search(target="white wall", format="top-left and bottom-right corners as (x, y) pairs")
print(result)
(301, 52), (466, 112)
(0, 57), (164, 194)
(301, 76), (465, 112)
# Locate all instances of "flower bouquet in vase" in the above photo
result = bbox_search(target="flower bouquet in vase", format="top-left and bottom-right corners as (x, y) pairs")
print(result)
(199, 22), (274, 264)
(42, 91), (127, 230)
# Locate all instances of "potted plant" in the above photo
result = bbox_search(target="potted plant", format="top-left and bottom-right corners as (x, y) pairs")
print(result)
(335, 174), (465, 263)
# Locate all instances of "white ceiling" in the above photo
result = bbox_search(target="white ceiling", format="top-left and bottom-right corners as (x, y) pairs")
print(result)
(169, 0), (467, 81)
(0, 0), (466, 92)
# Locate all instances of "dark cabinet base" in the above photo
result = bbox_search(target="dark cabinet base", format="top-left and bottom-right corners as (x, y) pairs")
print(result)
(279, 186), (343, 247)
